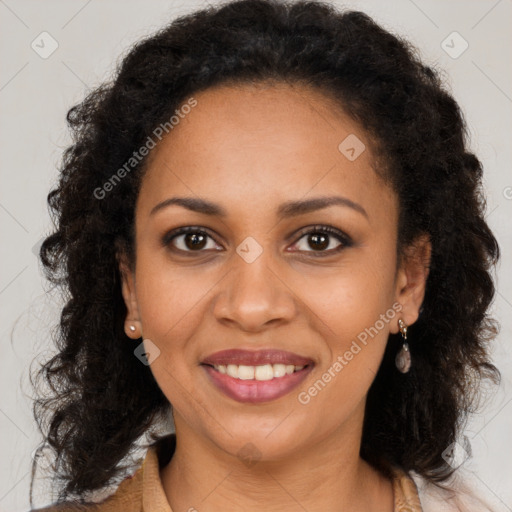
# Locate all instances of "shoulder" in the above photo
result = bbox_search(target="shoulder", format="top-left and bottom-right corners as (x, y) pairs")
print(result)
(389, 464), (506, 512)
(410, 468), (504, 512)
(28, 459), (145, 512)
(28, 435), (176, 512)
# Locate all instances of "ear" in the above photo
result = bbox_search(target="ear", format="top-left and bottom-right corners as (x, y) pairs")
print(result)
(391, 233), (431, 334)
(117, 251), (143, 339)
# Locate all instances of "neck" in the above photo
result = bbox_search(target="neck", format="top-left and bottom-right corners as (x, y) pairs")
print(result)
(160, 411), (394, 512)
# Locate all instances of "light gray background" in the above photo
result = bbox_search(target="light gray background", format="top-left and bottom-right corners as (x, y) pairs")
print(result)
(1, 1), (511, 510)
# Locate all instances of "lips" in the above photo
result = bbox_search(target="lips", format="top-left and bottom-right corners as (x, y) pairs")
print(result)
(201, 349), (313, 367)
(200, 349), (314, 403)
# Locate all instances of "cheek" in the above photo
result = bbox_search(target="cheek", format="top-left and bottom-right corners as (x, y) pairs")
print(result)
(133, 253), (214, 362)
(133, 262), (209, 412)
(300, 246), (397, 388)
(302, 256), (396, 342)
(295, 269), (396, 420)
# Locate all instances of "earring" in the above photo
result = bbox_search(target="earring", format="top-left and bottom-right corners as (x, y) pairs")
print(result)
(126, 322), (141, 338)
(395, 319), (411, 373)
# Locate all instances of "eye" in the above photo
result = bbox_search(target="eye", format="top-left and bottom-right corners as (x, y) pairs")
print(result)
(290, 225), (352, 256)
(162, 224), (352, 256)
(162, 227), (222, 253)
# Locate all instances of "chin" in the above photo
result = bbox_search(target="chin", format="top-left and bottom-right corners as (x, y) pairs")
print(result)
(207, 420), (310, 464)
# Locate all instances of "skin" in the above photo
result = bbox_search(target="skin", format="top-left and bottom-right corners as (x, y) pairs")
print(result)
(119, 81), (431, 512)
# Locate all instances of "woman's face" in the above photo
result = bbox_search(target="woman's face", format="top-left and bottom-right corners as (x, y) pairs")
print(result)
(120, 82), (429, 461)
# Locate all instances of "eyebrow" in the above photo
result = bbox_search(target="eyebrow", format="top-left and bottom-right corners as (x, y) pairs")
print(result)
(150, 195), (368, 220)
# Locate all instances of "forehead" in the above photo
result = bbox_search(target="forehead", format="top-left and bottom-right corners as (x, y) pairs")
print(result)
(138, 82), (396, 225)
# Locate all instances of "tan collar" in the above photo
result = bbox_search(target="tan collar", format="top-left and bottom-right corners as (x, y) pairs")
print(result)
(390, 465), (424, 511)
(139, 443), (173, 512)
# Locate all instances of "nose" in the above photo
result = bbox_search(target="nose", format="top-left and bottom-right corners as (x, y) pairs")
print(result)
(212, 247), (297, 333)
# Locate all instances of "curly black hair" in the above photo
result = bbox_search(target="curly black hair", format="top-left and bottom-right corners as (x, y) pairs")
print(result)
(31, 0), (501, 506)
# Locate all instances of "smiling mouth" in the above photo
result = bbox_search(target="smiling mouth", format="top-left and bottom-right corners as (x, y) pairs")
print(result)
(202, 362), (310, 381)
(201, 362), (314, 404)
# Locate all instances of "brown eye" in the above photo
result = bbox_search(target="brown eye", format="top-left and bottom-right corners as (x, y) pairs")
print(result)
(305, 232), (330, 251)
(162, 227), (221, 253)
(291, 225), (352, 255)
(182, 232), (208, 250)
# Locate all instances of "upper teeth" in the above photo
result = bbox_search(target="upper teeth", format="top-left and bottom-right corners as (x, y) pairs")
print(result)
(213, 363), (305, 381)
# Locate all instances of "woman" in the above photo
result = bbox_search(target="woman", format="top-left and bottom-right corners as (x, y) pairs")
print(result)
(30, 0), (501, 510)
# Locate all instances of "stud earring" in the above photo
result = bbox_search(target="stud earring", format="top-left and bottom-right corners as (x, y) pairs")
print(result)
(129, 325), (136, 333)
(396, 319), (411, 373)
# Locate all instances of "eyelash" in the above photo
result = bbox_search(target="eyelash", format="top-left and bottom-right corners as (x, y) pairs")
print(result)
(161, 224), (353, 258)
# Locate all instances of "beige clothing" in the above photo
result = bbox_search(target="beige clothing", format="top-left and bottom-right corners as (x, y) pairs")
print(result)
(32, 435), (424, 511)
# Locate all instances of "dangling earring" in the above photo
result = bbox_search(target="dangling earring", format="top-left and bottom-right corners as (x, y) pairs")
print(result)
(395, 319), (411, 373)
